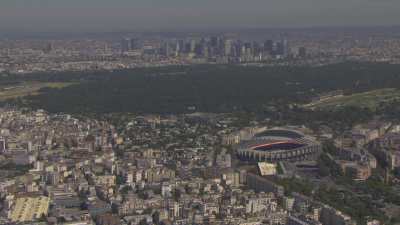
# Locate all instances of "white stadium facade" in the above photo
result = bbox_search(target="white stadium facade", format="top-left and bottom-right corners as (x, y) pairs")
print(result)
(236, 129), (321, 162)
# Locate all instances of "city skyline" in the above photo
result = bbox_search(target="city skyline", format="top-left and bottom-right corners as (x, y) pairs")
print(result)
(1, 0), (400, 31)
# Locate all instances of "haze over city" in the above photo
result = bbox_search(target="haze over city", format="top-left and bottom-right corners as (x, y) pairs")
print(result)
(1, 0), (400, 31)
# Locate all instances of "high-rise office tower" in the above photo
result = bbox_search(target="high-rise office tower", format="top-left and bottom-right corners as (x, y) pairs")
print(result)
(264, 40), (274, 53)
(298, 47), (307, 58)
(282, 39), (289, 58)
(190, 39), (197, 53)
(130, 38), (141, 50)
(175, 42), (181, 56)
(176, 40), (184, 54)
(224, 39), (232, 56)
(253, 41), (262, 56)
(43, 42), (53, 53)
(276, 41), (283, 56)
(184, 42), (191, 54)
(121, 38), (131, 53)
(202, 46), (209, 58)
(210, 36), (220, 49)
(162, 41), (171, 57)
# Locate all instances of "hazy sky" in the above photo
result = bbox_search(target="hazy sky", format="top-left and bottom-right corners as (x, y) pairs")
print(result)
(1, 0), (400, 31)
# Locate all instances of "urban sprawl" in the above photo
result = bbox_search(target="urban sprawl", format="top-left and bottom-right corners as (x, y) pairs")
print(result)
(0, 106), (398, 225)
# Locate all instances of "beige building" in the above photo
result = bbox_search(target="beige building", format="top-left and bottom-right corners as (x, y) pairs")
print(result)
(9, 196), (50, 222)
(144, 168), (175, 183)
(95, 175), (116, 187)
(337, 161), (371, 181)
(258, 162), (277, 176)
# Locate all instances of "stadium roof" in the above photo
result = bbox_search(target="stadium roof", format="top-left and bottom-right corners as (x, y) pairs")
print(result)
(251, 141), (306, 151)
(254, 129), (304, 139)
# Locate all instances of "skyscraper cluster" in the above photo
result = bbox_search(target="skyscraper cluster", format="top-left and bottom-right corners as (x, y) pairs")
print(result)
(121, 38), (141, 53)
(122, 36), (300, 63)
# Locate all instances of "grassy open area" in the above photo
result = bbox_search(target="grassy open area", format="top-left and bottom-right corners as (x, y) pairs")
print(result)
(0, 82), (75, 101)
(305, 88), (400, 110)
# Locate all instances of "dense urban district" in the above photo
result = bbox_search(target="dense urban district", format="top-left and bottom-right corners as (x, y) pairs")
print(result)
(2, 27), (400, 75)
(2, 29), (400, 225)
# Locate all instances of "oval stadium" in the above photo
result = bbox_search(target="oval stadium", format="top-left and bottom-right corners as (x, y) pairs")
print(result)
(237, 129), (321, 162)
